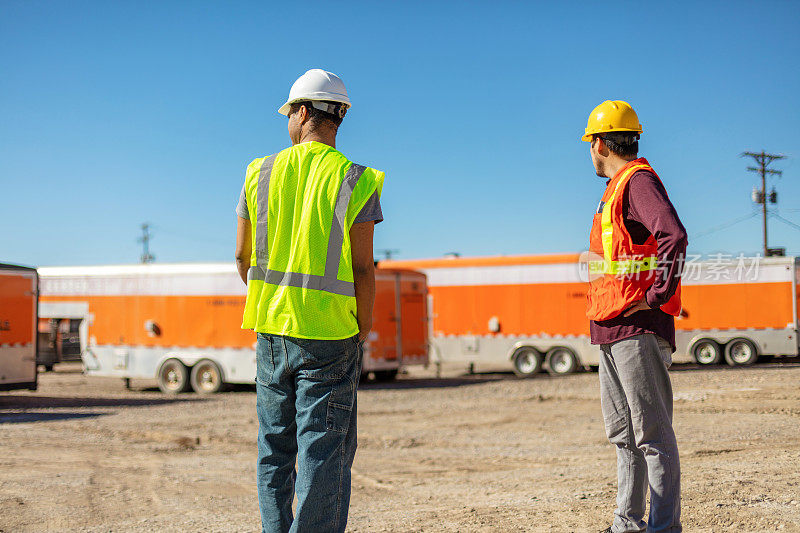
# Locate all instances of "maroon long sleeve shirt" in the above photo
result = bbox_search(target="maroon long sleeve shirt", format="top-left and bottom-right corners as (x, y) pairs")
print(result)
(589, 169), (688, 350)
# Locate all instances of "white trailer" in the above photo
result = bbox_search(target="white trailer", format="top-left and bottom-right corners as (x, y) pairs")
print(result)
(38, 264), (428, 393)
(381, 254), (800, 375)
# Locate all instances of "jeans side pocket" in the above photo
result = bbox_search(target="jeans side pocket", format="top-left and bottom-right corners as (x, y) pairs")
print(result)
(325, 355), (357, 434)
(326, 398), (354, 434)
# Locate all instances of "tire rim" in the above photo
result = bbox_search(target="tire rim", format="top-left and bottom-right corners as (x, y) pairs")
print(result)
(695, 343), (717, 364)
(196, 364), (219, 392)
(516, 351), (539, 374)
(730, 342), (754, 364)
(550, 350), (574, 373)
(163, 364), (182, 391)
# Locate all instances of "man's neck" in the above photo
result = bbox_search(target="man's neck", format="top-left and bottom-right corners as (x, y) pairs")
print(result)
(604, 155), (637, 179)
(298, 130), (336, 149)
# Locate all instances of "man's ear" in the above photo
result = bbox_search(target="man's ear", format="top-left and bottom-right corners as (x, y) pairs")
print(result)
(298, 104), (310, 125)
(593, 137), (608, 156)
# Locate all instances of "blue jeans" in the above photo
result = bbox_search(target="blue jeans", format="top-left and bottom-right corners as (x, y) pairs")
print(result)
(256, 333), (361, 533)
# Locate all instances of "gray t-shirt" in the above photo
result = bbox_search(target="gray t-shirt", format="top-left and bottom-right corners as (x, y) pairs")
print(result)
(236, 184), (383, 224)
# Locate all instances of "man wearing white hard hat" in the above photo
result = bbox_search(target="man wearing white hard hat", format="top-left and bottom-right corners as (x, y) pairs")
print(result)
(235, 69), (385, 532)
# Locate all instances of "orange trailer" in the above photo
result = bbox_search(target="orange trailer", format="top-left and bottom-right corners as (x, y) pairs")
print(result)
(380, 254), (799, 375)
(38, 264), (428, 393)
(0, 263), (38, 391)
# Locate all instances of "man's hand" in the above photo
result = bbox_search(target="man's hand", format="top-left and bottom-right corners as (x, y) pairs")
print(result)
(357, 325), (371, 343)
(623, 299), (651, 317)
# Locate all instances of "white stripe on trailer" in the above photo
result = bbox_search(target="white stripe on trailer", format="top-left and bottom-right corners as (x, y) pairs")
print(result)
(39, 264), (408, 297)
(417, 258), (794, 288)
(423, 263), (581, 287)
(37, 263), (237, 277)
(680, 259), (793, 286)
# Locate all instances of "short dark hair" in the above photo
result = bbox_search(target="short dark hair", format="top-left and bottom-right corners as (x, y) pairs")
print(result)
(290, 100), (344, 128)
(595, 132), (639, 158)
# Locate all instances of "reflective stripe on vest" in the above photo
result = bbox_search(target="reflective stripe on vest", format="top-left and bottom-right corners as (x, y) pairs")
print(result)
(254, 155), (275, 277)
(600, 163), (651, 261)
(246, 161), (367, 298)
(587, 256), (658, 276)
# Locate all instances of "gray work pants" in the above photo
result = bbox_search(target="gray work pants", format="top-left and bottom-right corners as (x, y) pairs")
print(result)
(599, 334), (681, 533)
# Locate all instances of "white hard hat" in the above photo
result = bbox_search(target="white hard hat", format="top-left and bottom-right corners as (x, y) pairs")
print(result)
(278, 69), (351, 116)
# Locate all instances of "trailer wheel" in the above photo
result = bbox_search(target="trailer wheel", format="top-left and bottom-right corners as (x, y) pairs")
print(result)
(512, 347), (543, 377)
(190, 359), (225, 394)
(724, 338), (759, 366)
(157, 359), (191, 394)
(692, 339), (722, 365)
(374, 369), (398, 382)
(546, 347), (579, 375)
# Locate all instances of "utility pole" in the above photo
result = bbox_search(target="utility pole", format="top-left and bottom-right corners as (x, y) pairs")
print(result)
(376, 249), (400, 261)
(138, 223), (155, 263)
(743, 151), (785, 256)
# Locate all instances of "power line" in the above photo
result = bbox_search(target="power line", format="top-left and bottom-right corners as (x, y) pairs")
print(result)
(692, 211), (760, 240)
(770, 212), (800, 233)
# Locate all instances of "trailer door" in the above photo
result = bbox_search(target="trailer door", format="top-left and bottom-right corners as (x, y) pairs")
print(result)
(398, 272), (429, 365)
(0, 268), (38, 388)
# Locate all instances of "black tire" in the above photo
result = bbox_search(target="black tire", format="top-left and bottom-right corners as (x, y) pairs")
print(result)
(724, 338), (759, 366)
(190, 359), (225, 394)
(43, 364), (54, 372)
(373, 369), (399, 382)
(511, 346), (543, 378)
(545, 347), (579, 375)
(692, 339), (723, 365)
(157, 359), (191, 394)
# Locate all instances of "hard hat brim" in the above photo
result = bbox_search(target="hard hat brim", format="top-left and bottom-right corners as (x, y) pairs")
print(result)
(581, 127), (642, 142)
(278, 93), (352, 117)
(278, 101), (293, 116)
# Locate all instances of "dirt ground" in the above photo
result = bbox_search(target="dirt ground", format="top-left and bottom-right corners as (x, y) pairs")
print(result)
(2, 361), (800, 533)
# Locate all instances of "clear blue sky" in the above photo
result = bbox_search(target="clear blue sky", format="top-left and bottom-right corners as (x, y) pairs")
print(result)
(2, 1), (799, 266)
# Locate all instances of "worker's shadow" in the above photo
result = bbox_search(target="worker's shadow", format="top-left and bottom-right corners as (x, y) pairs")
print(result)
(0, 395), (204, 424)
(0, 411), (108, 424)
(359, 375), (502, 390)
(668, 356), (800, 372)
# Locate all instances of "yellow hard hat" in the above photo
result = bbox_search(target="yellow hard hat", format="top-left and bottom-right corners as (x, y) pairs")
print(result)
(581, 100), (643, 142)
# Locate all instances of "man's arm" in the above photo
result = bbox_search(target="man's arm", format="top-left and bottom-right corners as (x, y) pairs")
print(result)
(349, 221), (375, 341)
(235, 216), (251, 285)
(624, 172), (688, 315)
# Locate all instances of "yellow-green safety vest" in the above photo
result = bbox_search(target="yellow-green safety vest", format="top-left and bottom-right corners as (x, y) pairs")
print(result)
(241, 141), (385, 340)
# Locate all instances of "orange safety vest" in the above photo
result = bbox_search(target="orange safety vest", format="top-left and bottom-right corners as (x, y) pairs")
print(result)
(586, 158), (682, 321)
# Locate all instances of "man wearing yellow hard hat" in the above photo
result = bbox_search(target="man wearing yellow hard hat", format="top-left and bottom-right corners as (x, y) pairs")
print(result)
(582, 100), (687, 533)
